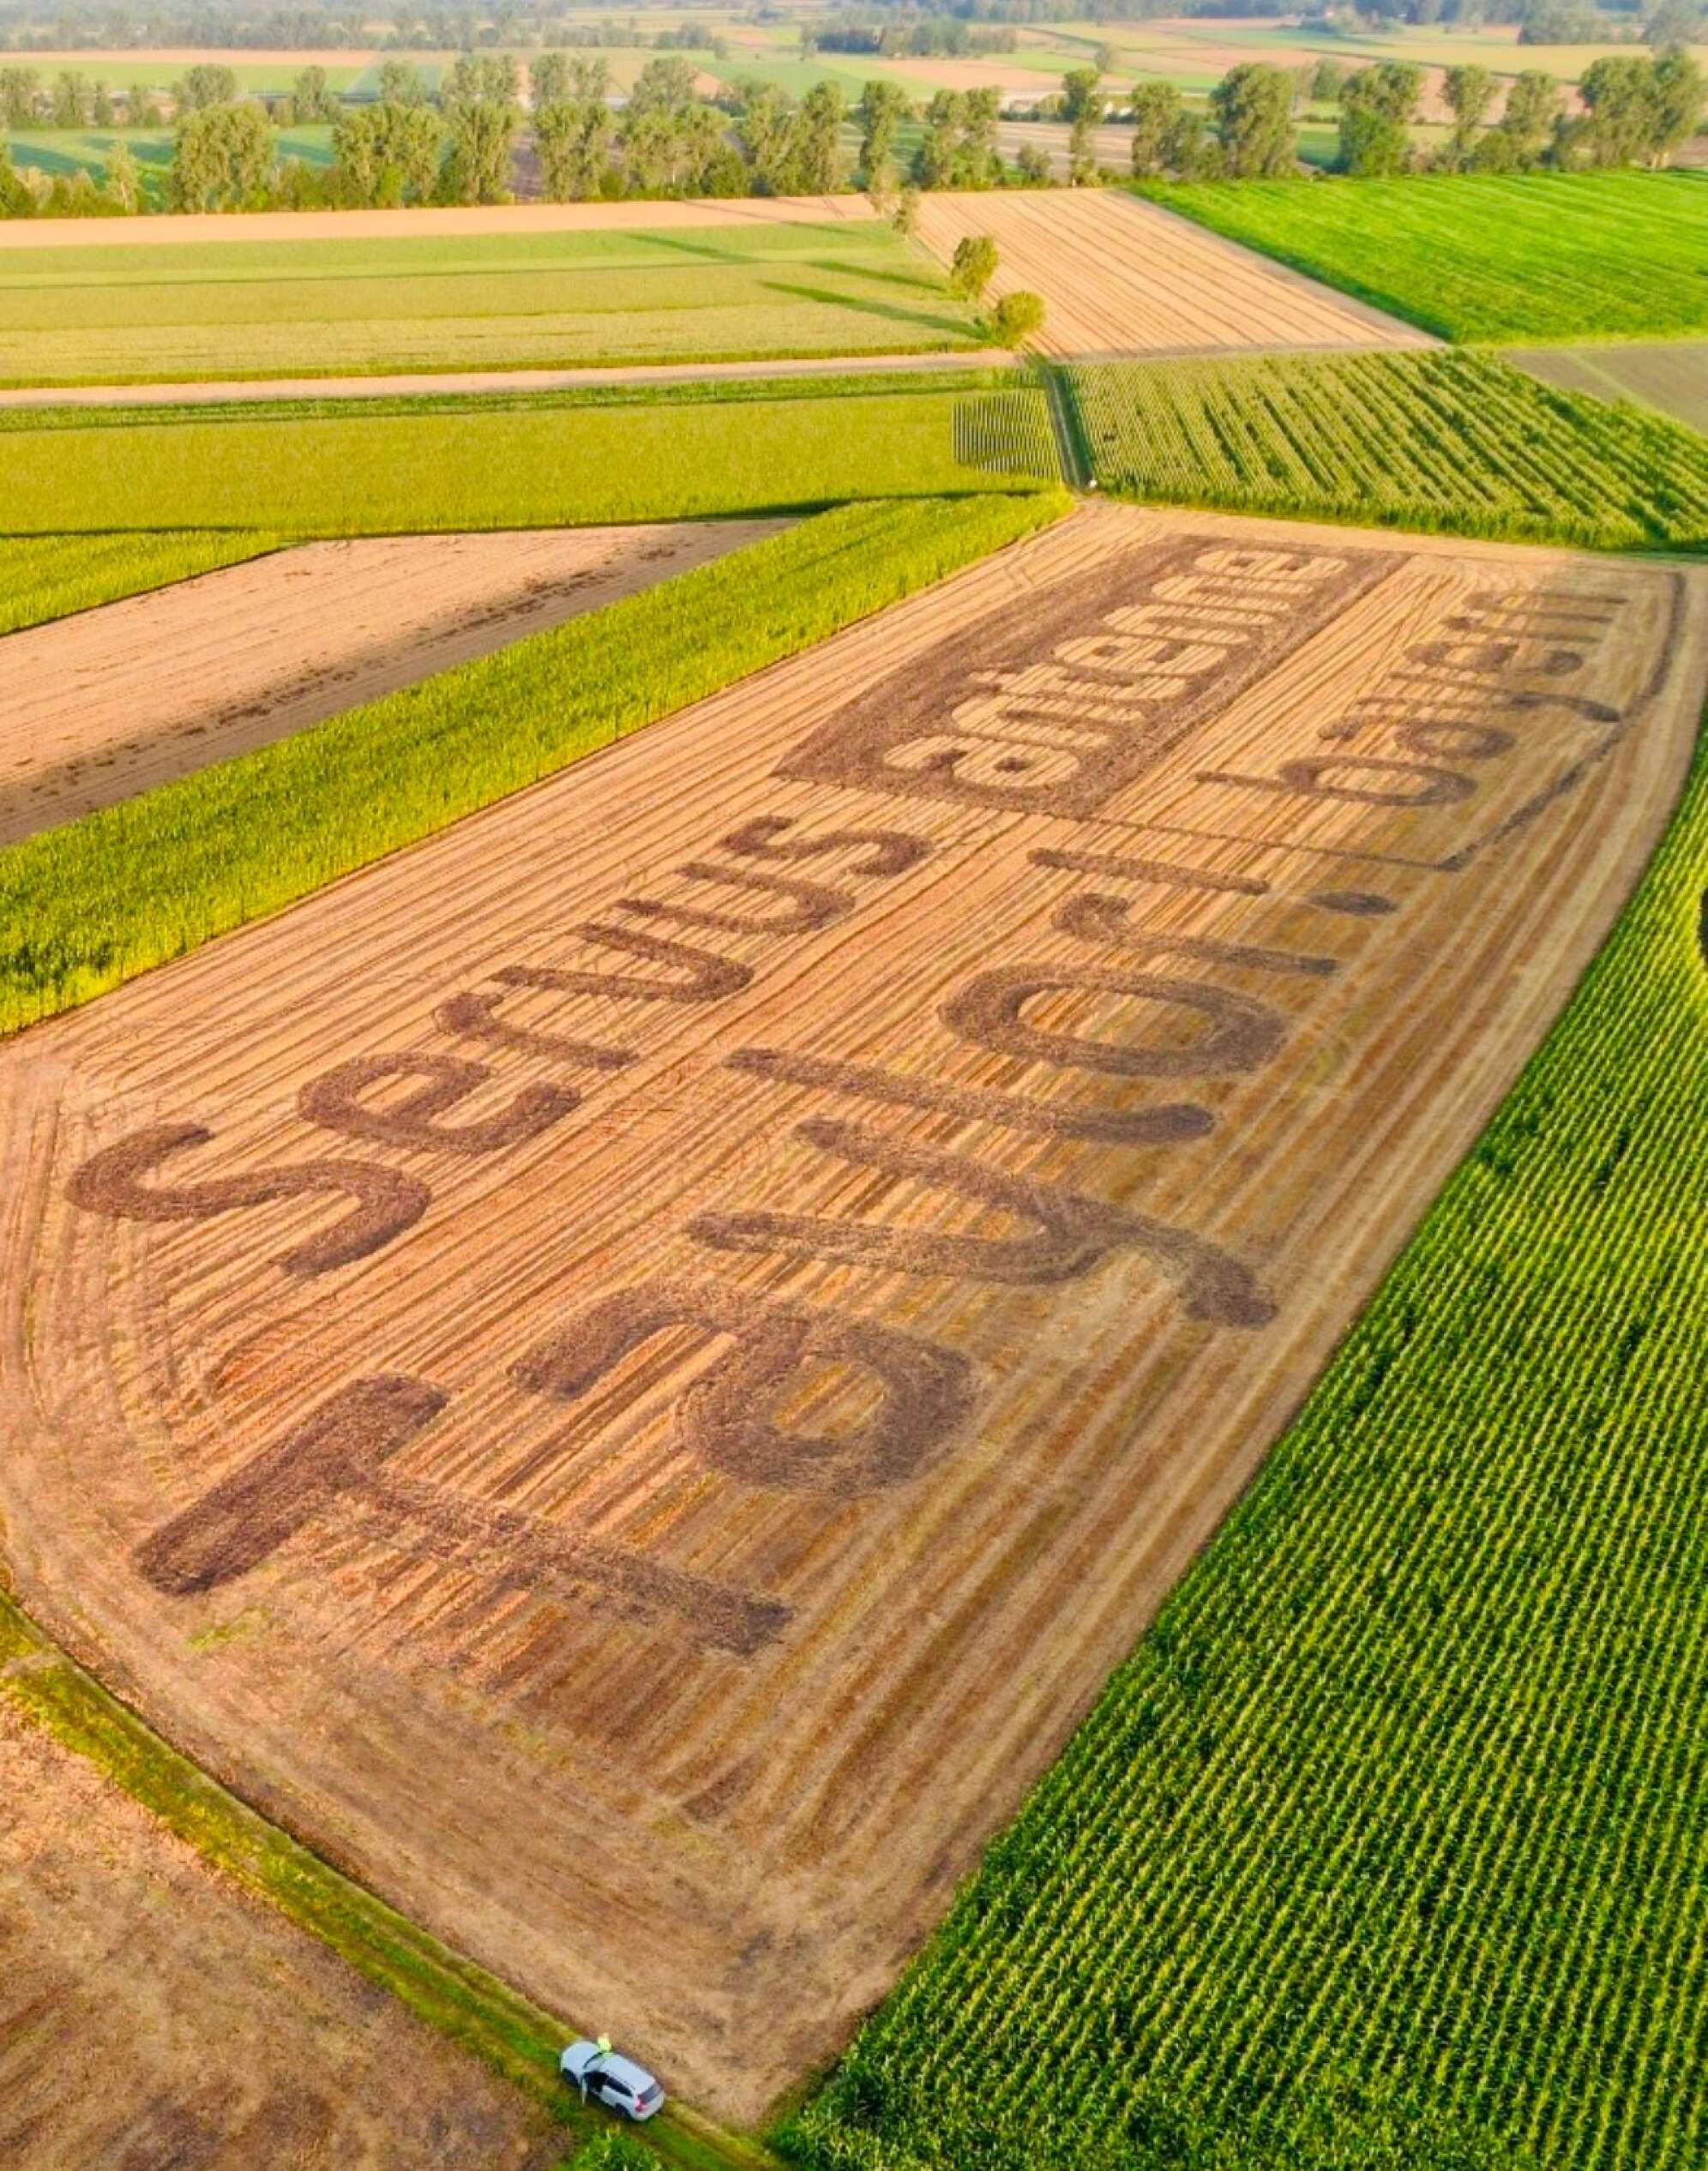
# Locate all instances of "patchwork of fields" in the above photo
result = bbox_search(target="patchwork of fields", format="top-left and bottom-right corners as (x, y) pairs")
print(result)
(3, 504), (1701, 2130)
(0, 521), (782, 841)
(4, 162), (1708, 2171)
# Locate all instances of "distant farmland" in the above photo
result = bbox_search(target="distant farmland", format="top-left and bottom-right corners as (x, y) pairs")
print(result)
(0, 217), (979, 386)
(1144, 171), (1708, 344)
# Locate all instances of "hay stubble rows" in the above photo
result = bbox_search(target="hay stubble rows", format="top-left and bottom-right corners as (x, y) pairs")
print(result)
(2, 503), (1701, 2126)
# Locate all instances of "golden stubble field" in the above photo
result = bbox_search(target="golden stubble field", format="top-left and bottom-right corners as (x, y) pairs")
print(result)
(911, 189), (1433, 357)
(0, 1697), (554, 2171)
(1, 504), (1702, 2121)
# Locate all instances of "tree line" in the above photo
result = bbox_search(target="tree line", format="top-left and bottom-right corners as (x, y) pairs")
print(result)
(1, 39), (1701, 218)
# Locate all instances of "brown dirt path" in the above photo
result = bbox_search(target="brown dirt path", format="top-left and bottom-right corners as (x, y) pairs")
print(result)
(0, 1695), (556, 2171)
(912, 188), (1435, 357)
(1, 505), (1700, 2126)
(0, 520), (785, 843)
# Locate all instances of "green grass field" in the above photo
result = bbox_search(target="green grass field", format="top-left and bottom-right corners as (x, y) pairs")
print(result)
(1143, 171), (1708, 346)
(0, 529), (279, 633)
(1062, 350), (1708, 550)
(0, 374), (1039, 533)
(0, 220), (978, 387)
(0, 490), (1064, 1031)
(782, 628), (1708, 2171)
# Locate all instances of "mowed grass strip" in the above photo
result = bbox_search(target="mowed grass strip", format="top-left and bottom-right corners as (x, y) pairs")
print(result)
(780, 707), (1708, 2171)
(0, 220), (980, 386)
(1140, 171), (1708, 345)
(1062, 349), (1708, 551)
(0, 490), (1067, 1031)
(0, 529), (280, 634)
(0, 382), (1041, 532)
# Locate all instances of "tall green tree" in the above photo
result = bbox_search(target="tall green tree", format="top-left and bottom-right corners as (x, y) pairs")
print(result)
(1211, 62), (1296, 176)
(1496, 68), (1561, 164)
(332, 99), (442, 204)
(949, 232), (998, 299)
(1441, 62), (1495, 165)
(0, 69), (40, 130)
(961, 84), (1002, 186)
(791, 80), (845, 192)
(913, 87), (965, 187)
(1580, 54), (1663, 163)
(170, 99), (274, 211)
(51, 70), (90, 127)
(440, 51), (520, 203)
(127, 81), (163, 129)
(857, 76), (909, 191)
(1651, 46), (1707, 162)
(1338, 61), (1422, 174)
(738, 81), (797, 193)
(528, 49), (571, 108)
(173, 63), (238, 113)
(1061, 64), (1104, 183)
(376, 58), (427, 106)
(292, 66), (338, 123)
(533, 61), (612, 201)
(1129, 80), (1181, 175)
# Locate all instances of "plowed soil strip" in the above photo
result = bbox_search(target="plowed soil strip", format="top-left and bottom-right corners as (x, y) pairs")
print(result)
(0, 1695), (554, 2171)
(912, 189), (1435, 358)
(2, 503), (1700, 2126)
(0, 520), (785, 843)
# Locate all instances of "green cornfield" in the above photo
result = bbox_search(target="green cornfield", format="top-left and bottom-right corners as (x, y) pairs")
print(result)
(951, 388), (1061, 482)
(1063, 350), (1708, 550)
(1142, 171), (1708, 344)
(779, 711), (1708, 2168)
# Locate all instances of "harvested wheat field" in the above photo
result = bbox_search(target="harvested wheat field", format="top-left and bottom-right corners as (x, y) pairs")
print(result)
(0, 1695), (553, 2171)
(0, 520), (781, 842)
(912, 189), (1433, 358)
(1, 503), (1701, 2124)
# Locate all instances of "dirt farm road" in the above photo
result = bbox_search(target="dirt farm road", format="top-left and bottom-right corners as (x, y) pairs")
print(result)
(3, 503), (1700, 2123)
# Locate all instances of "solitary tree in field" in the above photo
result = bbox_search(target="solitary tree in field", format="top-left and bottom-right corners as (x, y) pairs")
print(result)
(1129, 81), (1181, 175)
(991, 289), (1045, 349)
(1441, 63), (1496, 165)
(858, 76), (909, 195)
(950, 232), (999, 301)
(1211, 62), (1297, 176)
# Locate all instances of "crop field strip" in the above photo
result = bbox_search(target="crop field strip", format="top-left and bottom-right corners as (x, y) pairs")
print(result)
(786, 550), (1708, 2171)
(910, 189), (1429, 359)
(1062, 350), (1708, 552)
(1144, 171), (1708, 346)
(0, 495), (1061, 1032)
(2, 504), (1700, 2129)
(0, 529), (282, 636)
(1508, 339), (1708, 438)
(0, 521), (785, 845)
(0, 1694), (556, 2171)
(0, 216), (978, 387)
(0, 378), (1045, 535)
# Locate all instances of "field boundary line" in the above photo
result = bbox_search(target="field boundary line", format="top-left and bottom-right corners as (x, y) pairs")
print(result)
(1036, 358), (1089, 490)
(0, 1579), (782, 2171)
